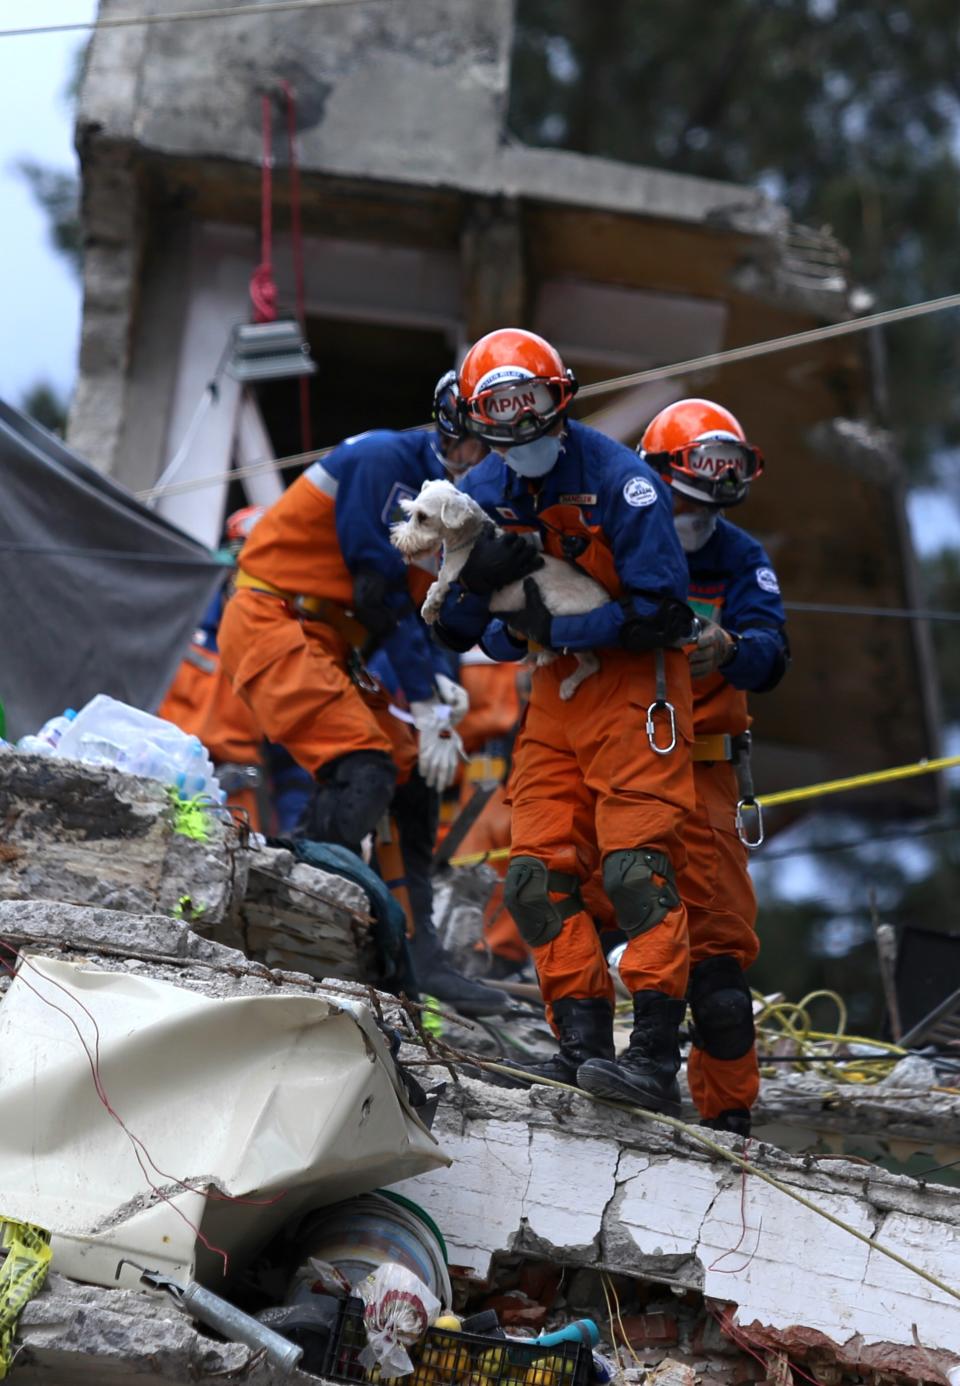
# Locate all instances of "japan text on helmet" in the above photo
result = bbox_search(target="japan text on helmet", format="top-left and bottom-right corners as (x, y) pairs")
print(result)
(641, 398), (764, 507)
(225, 504), (265, 554)
(458, 328), (578, 446)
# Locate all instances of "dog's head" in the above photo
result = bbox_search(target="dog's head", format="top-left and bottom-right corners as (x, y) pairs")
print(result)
(390, 478), (487, 558)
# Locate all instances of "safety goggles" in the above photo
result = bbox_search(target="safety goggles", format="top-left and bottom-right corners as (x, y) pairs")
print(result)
(650, 439), (764, 505)
(461, 374), (577, 446)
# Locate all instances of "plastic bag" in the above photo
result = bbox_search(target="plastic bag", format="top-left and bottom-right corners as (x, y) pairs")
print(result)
(356, 1262), (440, 1378)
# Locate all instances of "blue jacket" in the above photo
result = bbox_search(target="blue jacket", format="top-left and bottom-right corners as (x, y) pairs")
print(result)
(686, 517), (788, 694)
(438, 420), (690, 656)
(326, 429), (452, 703)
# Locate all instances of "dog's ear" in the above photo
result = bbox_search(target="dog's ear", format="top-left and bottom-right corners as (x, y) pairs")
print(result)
(440, 497), (471, 529)
(399, 496), (417, 516)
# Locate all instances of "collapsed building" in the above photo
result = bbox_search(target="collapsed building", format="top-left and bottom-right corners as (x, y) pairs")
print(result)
(2, 752), (959, 1383)
(3, 0), (959, 1380)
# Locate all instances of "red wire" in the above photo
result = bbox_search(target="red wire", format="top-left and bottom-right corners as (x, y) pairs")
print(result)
(708, 1139), (763, 1274)
(282, 78), (313, 452)
(251, 92), (278, 323)
(708, 1305), (822, 1386)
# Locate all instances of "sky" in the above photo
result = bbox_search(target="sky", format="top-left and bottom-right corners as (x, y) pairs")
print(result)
(0, 1), (96, 405)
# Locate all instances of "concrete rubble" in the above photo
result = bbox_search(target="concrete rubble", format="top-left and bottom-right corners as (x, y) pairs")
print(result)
(2, 750), (960, 1382)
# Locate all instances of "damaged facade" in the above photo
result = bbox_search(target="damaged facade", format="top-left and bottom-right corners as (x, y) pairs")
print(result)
(69, 0), (939, 810)
(1, 751), (959, 1383)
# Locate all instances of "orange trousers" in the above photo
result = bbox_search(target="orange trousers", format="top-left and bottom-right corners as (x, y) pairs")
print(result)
(158, 645), (266, 831)
(682, 760), (759, 1119)
(508, 649), (694, 1020)
(218, 588), (417, 780)
(584, 758), (759, 1119)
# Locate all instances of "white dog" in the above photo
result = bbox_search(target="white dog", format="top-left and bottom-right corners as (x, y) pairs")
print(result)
(391, 478), (608, 699)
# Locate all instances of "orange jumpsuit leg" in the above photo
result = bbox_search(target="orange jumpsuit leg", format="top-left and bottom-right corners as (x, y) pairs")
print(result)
(682, 761), (760, 1120)
(219, 589), (396, 771)
(509, 649), (695, 1024)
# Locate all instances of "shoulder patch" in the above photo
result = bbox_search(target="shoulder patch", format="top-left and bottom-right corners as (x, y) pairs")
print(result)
(623, 476), (658, 508)
(381, 481), (417, 528)
(756, 566), (780, 594)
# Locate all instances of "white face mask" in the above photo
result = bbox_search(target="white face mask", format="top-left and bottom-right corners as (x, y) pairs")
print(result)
(502, 433), (562, 478)
(674, 508), (718, 552)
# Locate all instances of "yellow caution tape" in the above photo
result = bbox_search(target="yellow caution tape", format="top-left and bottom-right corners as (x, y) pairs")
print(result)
(0, 1220), (52, 1379)
(447, 752), (960, 867)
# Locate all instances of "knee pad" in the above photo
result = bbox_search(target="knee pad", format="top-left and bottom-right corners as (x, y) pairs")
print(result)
(602, 848), (680, 938)
(310, 750), (397, 851)
(503, 857), (582, 949)
(688, 955), (755, 1060)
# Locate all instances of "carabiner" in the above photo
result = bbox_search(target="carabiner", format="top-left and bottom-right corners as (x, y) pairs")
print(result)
(645, 699), (677, 756)
(349, 651), (381, 693)
(736, 797), (765, 850)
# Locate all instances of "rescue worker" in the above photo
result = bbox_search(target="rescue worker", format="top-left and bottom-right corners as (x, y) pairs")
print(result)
(435, 328), (699, 1114)
(638, 398), (789, 1135)
(218, 375), (513, 1016)
(158, 506), (273, 830)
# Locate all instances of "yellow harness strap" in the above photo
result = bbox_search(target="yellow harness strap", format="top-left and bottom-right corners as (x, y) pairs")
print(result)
(235, 569), (369, 647)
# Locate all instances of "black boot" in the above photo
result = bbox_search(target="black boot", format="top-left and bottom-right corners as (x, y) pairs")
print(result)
(498, 997), (615, 1086)
(407, 925), (512, 1018)
(577, 990), (685, 1114)
(394, 772), (511, 1020)
(701, 1108), (751, 1138)
(301, 751), (397, 855)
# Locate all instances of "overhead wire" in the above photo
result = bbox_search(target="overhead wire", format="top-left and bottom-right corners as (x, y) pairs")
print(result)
(0, 0), (393, 41)
(137, 287), (960, 506)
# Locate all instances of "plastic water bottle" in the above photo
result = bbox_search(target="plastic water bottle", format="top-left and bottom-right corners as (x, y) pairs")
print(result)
(17, 708), (77, 756)
(73, 734), (131, 769)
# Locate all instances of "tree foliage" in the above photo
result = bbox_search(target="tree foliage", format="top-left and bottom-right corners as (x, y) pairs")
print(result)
(19, 381), (68, 436)
(16, 159), (82, 276)
(509, 0), (960, 469)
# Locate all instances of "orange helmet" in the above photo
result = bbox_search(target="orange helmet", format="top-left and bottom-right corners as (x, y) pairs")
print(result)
(641, 399), (763, 507)
(458, 328), (578, 445)
(225, 504), (265, 549)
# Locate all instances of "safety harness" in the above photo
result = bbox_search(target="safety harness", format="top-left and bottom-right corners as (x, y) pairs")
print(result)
(234, 568), (381, 691)
(690, 729), (764, 849)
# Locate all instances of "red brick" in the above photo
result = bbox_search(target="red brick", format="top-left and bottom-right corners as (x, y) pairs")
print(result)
(517, 1262), (563, 1308)
(616, 1312), (679, 1349)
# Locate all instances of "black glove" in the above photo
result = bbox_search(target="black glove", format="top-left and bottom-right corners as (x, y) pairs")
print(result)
(505, 577), (555, 648)
(459, 528), (544, 597)
(353, 567), (401, 639)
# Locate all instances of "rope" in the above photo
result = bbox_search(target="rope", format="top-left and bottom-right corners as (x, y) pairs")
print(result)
(250, 94), (278, 324)
(783, 600), (960, 623)
(447, 752), (960, 866)
(282, 79), (313, 454)
(136, 287), (960, 505)
(575, 289), (960, 399)
(758, 752), (960, 809)
(0, 0), (393, 40)
(435, 1046), (960, 1308)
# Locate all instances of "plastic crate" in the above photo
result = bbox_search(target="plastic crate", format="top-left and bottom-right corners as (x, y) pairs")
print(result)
(325, 1298), (591, 1386)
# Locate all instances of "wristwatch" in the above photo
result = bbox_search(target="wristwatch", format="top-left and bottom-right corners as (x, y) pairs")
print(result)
(721, 630), (740, 667)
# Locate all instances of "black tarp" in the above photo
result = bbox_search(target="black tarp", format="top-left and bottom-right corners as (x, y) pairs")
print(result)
(0, 399), (225, 742)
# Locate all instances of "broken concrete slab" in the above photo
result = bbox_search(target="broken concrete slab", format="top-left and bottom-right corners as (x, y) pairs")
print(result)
(238, 844), (379, 981)
(0, 753), (387, 986)
(12, 1272), (320, 1385)
(0, 897), (445, 1290)
(395, 1076), (960, 1374)
(0, 751), (246, 929)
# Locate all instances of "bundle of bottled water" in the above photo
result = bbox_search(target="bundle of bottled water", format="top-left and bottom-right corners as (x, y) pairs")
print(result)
(16, 694), (225, 803)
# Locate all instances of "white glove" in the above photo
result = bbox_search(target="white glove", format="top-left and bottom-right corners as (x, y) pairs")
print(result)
(434, 673), (470, 726)
(409, 698), (465, 793)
